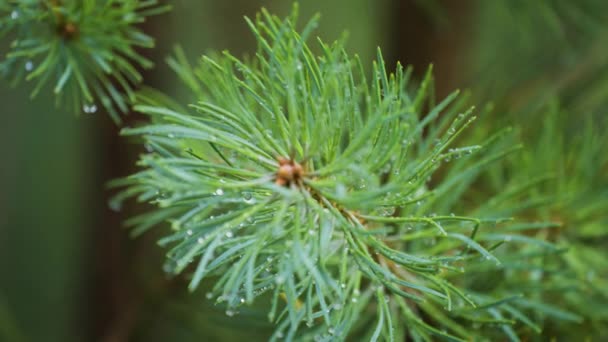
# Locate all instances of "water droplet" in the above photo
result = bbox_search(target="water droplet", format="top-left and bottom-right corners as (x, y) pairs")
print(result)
(240, 297), (245, 303)
(167, 133), (175, 138)
(82, 104), (97, 114)
(206, 292), (213, 299)
(242, 192), (255, 204)
(381, 206), (395, 216)
(11, 11), (19, 19)
(504, 235), (512, 242)
(226, 309), (235, 317)
(214, 188), (224, 196)
(275, 275), (286, 284)
(25, 61), (34, 71)
(225, 231), (233, 238)
(197, 237), (205, 244)
(340, 283), (346, 289)
(308, 229), (315, 236)
(186, 229), (193, 236)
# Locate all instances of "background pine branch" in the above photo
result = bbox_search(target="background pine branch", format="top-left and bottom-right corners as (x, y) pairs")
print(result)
(0, 0), (168, 122)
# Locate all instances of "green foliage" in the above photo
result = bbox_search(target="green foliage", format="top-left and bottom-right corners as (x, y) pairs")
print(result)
(2, 1), (605, 340)
(466, 2), (608, 338)
(0, 0), (168, 122)
(112, 7), (581, 341)
(470, 104), (608, 340)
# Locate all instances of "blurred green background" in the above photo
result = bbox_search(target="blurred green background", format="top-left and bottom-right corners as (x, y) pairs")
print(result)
(1, 1), (606, 341)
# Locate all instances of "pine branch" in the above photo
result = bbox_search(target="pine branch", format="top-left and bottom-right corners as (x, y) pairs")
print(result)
(110, 6), (580, 341)
(468, 104), (608, 339)
(0, 0), (169, 123)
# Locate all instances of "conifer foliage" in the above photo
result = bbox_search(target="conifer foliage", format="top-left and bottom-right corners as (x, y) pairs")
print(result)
(111, 7), (576, 341)
(2, 2), (607, 341)
(0, 0), (168, 122)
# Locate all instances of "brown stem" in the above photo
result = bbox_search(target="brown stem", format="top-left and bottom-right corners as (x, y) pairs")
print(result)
(44, 0), (78, 39)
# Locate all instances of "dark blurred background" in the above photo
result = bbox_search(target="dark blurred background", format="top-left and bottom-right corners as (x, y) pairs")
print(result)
(1, 1), (606, 341)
